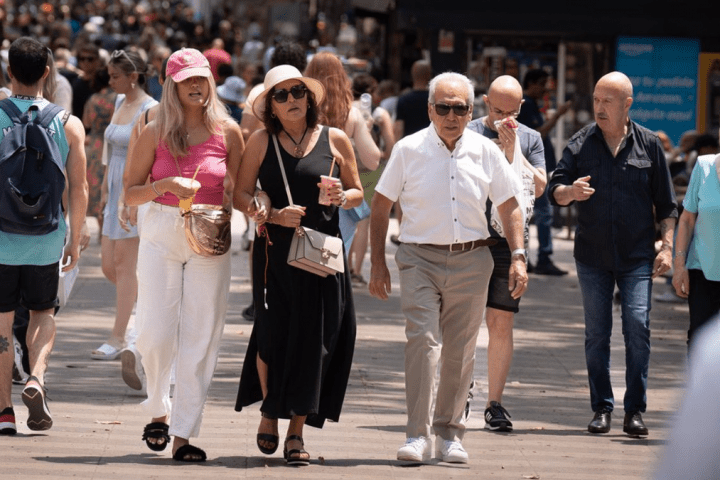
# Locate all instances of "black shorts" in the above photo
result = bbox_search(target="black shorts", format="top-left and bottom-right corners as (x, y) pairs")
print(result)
(0, 263), (60, 312)
(486, 239), (520, 313)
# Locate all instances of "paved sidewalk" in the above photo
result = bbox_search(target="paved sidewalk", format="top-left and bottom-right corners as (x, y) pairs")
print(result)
(2, 217), (690, 479)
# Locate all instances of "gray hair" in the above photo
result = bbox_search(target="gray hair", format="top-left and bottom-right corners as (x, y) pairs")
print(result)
(428, 72), (474, 105)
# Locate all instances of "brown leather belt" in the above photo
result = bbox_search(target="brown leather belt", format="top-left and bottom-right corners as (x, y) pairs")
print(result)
(421, 238), (497, 252)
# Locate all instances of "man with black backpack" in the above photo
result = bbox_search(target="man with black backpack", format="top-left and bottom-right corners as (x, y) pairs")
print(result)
(0, 37), (88, 435)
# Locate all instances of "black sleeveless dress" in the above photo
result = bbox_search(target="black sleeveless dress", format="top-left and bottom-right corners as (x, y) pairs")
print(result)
(235, 126), (357, 428)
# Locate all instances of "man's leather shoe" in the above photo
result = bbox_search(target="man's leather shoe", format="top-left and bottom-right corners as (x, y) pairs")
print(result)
(623, 412), (648, 436)
(588, 409), (611, 433)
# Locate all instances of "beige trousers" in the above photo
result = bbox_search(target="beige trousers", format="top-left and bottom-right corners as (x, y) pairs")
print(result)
(396, 243), (493, 441)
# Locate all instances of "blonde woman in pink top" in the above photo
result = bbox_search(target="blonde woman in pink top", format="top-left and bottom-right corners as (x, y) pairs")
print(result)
(123, 48), (244, 462)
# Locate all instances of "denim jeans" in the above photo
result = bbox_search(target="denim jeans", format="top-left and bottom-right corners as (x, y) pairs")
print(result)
(576, 260), (653, 414)
(533, 189), (553, 265)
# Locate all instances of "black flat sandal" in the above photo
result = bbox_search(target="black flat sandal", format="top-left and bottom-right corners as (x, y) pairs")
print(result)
(142, 422), (170, 452)
(283, 435), (310, 466)
(256, 412), (279, 455)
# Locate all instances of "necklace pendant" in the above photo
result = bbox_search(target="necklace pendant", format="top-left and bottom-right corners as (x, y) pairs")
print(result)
(294, 146), (303, 157)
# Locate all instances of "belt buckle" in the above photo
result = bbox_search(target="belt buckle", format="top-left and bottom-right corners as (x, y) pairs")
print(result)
(450, 242), (464, 252)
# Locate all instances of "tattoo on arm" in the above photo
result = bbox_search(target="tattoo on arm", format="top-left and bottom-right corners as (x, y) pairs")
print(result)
(0, 335), (10, 354)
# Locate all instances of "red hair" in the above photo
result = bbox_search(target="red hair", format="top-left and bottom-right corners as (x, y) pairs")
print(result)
(304, 52), (353, 129)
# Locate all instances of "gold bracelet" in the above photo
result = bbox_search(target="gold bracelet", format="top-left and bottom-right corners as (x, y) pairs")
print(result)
(151, 181), (162, 197)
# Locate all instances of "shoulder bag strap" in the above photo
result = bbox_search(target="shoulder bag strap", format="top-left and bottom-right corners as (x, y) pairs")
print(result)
(272, 134), (294, 206)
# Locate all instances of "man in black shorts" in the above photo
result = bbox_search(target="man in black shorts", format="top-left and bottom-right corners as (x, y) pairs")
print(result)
(0, 37), (88, 435)
(467, 75), (547, 431)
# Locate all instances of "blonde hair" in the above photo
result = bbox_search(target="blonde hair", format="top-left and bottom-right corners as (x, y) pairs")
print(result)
(304, 51), (352, 129)
(155, 75), (231, 159)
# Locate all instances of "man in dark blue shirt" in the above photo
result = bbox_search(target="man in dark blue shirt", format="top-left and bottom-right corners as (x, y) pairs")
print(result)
(549, 72), (677, 437)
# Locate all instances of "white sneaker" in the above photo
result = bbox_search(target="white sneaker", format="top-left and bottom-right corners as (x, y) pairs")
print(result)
(121, 346), (146, 392)
(436, 439), (468, 463)
(397, 436), (432, 462)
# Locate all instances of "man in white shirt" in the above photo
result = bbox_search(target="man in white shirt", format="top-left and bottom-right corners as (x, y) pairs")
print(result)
(369, 72), (528, 464)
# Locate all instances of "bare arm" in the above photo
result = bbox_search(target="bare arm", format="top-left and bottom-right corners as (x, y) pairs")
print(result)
(536, 100), (571, 139)
(347, 107), (381, 171)
(329, 127), (364, 209)
(496, 197), (528, 299)
(653, 216), (676, 279)
(368, 192), (393, 300)
(672, 209), (696, 298)
(374, 107), (395, 160)
(62, 115), (89, 271)
(222, 121), (245, 211)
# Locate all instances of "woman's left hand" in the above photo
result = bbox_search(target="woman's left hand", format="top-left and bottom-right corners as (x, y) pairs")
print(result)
(672, 265), (690, 298)
(318, 181), (345, 207)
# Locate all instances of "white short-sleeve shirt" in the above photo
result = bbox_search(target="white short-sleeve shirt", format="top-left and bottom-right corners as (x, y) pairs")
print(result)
(375, 124), (522, 245)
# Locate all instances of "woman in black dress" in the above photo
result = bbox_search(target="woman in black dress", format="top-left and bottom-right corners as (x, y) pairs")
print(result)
(233, 65), (362, 466)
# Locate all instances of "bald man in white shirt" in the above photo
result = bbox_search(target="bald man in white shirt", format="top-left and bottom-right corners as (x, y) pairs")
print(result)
(369, 72), (527, 464)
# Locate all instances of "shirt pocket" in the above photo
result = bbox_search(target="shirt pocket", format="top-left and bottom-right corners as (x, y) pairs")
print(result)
(626, 156), (652, 183)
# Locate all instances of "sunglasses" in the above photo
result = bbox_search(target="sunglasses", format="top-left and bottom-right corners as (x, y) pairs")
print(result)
(111, 49), (137, 73)
(78, 56), (98, 62)
(272, 84), (308, 103)
(433, 103), (470, 116)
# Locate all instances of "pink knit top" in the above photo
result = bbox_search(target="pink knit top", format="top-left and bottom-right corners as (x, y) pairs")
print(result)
(151, 134), (227, 206)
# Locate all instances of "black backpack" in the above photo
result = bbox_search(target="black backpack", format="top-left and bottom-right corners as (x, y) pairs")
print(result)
(0, 99), (66, 235)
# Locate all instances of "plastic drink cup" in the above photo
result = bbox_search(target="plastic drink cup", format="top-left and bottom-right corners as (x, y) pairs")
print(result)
(318, 175), (341, 205)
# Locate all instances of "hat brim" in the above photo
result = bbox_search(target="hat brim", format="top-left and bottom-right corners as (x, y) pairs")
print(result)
(171, 67), (212, 83)
(217, 85), (245, 104)
(252, 77), (325, 119)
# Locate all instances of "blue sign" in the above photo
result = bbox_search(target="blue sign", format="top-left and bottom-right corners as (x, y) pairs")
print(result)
(616, 37), (699, 145)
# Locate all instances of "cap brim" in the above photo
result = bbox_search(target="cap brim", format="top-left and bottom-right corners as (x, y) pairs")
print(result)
(171, 67), (212, 83)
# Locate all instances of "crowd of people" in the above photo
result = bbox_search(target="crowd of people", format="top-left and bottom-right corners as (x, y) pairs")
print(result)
(1, 2), (718, 471)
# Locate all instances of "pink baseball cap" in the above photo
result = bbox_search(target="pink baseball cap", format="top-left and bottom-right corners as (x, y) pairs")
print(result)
(166, 48), (212, 83)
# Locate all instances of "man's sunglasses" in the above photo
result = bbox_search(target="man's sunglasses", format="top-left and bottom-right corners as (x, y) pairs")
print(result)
(272, 85), (308, 103)
(432, 103), (470, 116)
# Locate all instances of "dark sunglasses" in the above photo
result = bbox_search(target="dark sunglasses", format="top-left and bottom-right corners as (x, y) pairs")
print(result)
(78, 56), (98, 62)
(432, 103), (470, 116)
(272, 85), (308, 103)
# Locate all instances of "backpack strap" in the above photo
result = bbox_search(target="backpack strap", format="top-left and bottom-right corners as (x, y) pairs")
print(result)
(33, 103), (65, 129)
(0, 98), (25, 124)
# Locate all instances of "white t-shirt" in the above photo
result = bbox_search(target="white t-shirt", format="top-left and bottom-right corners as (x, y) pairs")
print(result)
(375, 125), (522, 245)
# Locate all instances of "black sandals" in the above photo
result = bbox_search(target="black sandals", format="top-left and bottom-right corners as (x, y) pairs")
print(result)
(142, 422), (170, 452)
(256, 412), (279, 455)
(283, 435), (310, 466)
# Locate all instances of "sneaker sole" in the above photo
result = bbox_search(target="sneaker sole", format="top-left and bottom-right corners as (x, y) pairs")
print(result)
(22, 386), (52, 431)
(121, 350), (143, 390)
(485, 422), (513, 432)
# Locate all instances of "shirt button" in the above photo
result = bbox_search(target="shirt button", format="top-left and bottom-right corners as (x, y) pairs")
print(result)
(451, 176), (455, 180)
(452, 197), (455, 200)
(454, 218), (457, 222)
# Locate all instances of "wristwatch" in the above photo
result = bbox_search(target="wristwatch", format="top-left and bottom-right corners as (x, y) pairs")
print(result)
(511, 248), (528, 263)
